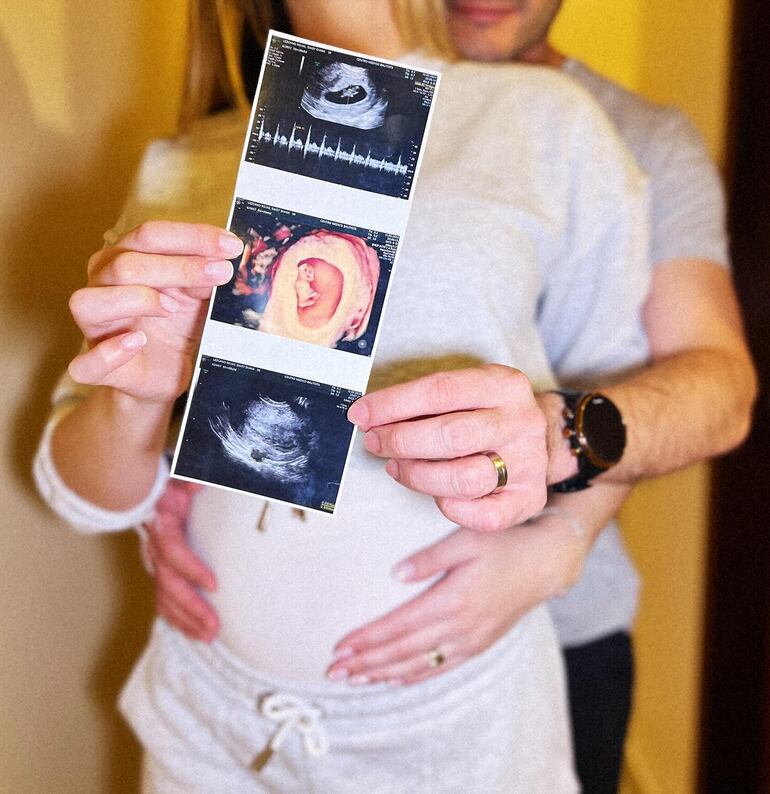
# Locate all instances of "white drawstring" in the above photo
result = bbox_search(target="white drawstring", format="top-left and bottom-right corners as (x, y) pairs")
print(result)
(252, 692), (329, 772)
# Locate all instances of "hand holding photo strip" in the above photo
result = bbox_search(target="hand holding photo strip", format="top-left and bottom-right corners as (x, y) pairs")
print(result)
(170, 32), (440, 514)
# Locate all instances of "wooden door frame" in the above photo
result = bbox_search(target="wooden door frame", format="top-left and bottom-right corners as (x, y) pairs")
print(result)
(700, 0), (770, 790)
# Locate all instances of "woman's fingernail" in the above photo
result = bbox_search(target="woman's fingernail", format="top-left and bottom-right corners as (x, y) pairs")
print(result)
(392, 561), (416, 582)
(327, 668), (348, 682)
(364, 430), (381, 454)
(385, 459), (399, 480)
(120, 330), (147, 350)
(219, 233), (244, 257)
(388, 678), (403, 687)
(334, 646), (354, 661)
(159, 293), (179, 313)
(204, 260), (233, 281)
(348, 674), (369, 686)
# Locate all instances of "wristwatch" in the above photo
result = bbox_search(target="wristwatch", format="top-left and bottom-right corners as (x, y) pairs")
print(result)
(550, 390), (626, 493)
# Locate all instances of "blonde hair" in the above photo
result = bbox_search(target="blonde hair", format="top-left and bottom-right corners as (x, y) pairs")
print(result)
(179, 0), (454, 129)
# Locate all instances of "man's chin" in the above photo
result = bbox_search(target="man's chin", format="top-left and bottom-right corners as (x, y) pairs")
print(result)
(452, 34), (519, 62)
(449, 20), (530, 62)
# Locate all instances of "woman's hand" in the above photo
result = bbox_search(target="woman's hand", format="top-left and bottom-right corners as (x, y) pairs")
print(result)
(348, 365), (561, 531)
(142, 479), (220, 642)
(67, 220), (243, 402)
(326, 513), (587, 686)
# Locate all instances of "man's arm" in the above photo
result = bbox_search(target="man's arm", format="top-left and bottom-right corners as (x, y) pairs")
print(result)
(543, 258), (757, 485)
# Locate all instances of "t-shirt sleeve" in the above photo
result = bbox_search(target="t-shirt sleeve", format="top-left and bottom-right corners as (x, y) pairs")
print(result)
(32, 370), (170, 533)
(645, 110), (730, 269)
(537, 106), (652, 385)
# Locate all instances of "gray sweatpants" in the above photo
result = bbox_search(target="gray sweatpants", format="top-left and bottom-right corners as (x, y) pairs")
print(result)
(121, 613), (577, 793)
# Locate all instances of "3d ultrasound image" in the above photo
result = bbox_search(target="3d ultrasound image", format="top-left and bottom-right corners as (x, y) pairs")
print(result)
(174, 358), (361, 512)
(211, 200), (398, 356)
(246, 35), (437, 199)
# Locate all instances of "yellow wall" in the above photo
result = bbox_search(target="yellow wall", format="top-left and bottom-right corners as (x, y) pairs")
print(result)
(553, 1), (733, 792)
(0, 3), (187, 790)
(1, 1), (732, 791)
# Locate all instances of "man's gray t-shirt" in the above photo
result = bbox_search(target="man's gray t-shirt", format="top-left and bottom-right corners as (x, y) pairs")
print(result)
(548, 59), (730, 648)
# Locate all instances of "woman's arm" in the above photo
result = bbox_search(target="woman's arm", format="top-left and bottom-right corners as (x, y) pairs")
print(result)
(325, 481), (631, 686)
(40, 220), (242, 514)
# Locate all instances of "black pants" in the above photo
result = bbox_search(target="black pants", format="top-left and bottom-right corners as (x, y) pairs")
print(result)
(563, 631), (634, 794)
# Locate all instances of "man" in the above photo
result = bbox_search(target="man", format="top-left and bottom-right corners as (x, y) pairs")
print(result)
(145, 4), (756, 792)
(436, 2), (754, 789)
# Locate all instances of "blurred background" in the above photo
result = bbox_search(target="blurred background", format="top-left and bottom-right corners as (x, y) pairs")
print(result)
(1, 1), (767, 791)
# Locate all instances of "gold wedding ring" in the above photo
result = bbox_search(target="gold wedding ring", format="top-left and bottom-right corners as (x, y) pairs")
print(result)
(426, 648), (446, 668)
(483, 451), (508, 491)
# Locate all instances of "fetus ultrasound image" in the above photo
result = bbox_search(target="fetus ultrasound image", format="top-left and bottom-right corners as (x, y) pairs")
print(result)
(211, 199), (398, 356)
(174, 358), (361, 512)
(246, 34), (437, 198)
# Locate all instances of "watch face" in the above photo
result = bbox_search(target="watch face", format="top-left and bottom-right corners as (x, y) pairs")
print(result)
(581, 396), (626, 467)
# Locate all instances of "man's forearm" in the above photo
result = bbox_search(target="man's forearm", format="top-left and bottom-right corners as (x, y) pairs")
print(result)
(540, 346), (756, 486)
(540, 259), (757, 487)
(600, 346), (755, 482)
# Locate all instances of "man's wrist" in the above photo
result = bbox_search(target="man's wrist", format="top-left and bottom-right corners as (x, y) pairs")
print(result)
(536, 391), (579, 485)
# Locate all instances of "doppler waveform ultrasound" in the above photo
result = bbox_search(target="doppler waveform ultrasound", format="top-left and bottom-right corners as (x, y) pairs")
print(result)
(246, 35), (437, 199)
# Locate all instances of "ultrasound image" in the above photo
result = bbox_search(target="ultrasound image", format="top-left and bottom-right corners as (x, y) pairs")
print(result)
(210, 199), (397, 356)
(246, 35), (437, 199)
(174, 358), (361, 512)
(300, 62), (389, 129)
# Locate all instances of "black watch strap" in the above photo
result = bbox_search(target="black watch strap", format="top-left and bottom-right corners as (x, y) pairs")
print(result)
(550, 390), (626, 493)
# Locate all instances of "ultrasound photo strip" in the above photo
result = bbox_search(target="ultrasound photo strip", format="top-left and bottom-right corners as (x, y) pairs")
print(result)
(171, 33), (439, 510)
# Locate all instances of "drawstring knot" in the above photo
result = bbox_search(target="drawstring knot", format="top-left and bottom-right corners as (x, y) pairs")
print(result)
(251, 692), (329, 772)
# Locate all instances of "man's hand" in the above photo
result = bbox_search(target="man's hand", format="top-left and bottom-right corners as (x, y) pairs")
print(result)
(143, 479), (219, 643)
(326, 515), (587, 686)
(347, 365), (569, 532)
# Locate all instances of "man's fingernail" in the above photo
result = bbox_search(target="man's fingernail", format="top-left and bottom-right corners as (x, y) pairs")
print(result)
(204, 260), (233, 281)
(385, 459), (399, 480)
(334, 646), (354, 660)
(159, 293), (179, 313)
(120, 330), (147, 350)
(388, 678), (403, 687)
(364, 430), (381, 454)
(392, 561), (415, 582)
(348, 674), (369, 686)
(327, 667), (348, 681)
(219, 233), (244, 257)
(347, 399), (369, 428)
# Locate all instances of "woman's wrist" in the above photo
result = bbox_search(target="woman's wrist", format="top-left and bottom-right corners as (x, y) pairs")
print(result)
(49, 384), (175, 512)
(98, 386), (176, 454)
(523, 506), (590, 597)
